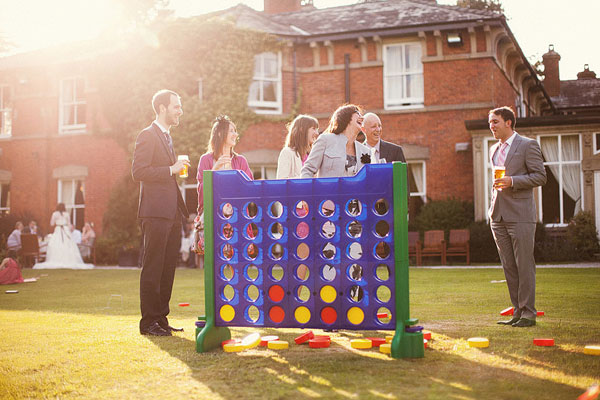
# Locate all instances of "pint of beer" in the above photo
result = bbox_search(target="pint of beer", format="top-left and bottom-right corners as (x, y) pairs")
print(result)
(494, 166), (506, 191)
(178, 155), (190, 178)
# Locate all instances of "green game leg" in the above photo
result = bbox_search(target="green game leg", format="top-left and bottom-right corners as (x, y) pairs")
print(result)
(196, 170), (231, 353)
(391, 162), (424, 359)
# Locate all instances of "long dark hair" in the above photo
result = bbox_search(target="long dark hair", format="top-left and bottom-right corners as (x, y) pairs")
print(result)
(325, 104), (362, 134)
(285, 114), (319, 157)
(207, 115), (237, 160)
(56, 203), (66, 213)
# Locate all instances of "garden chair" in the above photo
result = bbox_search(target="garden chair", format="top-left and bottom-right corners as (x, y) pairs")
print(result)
(19, 234), (44, 267)
(417, 230), (446, 266)
(446, 229), (470, 265)
(408, 231), (420, 264)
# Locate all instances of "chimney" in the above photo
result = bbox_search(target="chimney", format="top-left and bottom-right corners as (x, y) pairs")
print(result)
(577, 64), (597, 80)
(542, 44), (561, 97)
(264, 0), (302, 14)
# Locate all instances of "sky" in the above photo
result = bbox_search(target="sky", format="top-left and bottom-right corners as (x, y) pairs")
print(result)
(0, 0), (598, 80)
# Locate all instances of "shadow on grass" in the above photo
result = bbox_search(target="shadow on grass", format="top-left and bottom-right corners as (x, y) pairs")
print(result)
(146, 329), (585, 399)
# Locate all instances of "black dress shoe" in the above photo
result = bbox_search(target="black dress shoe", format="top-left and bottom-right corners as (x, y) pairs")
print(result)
(162, 325), (184, 333)
(512, 318), (536, 327)
(140, 322), (172, 336)
(497, 317), (520, 325)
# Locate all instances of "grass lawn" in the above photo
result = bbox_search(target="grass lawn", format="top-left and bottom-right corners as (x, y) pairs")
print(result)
(1, 267), (599, 399)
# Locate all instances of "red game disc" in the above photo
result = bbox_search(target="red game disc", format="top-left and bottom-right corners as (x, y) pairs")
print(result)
(367, 337), (387, 347)
(422, 331), (432, 340)
(533, 338), (555, 347)
(321, 307), (337, 325)
(269, 306), (285, 324)
(377, 312), (389, 319)
(268, 285), (285, 303)
(295, 331), (315, 344)
(500, 307), (514, 316)
(221, 339), (241, 347)
(424, 339), (428, 349)
(260, 335), (279, 347)
(313, 335), (331, 341)
(309, 338), (330, 348)
(537, 311), (545, 316)
(178, 302), (190, 307)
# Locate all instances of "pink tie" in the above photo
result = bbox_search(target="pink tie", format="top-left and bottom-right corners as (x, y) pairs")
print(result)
(497, 142), (508, 166)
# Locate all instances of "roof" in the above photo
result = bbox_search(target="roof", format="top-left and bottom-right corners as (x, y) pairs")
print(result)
(199, 4), (299, 36)
(551, 78), (600, 110)
(269, 0), (501, 39)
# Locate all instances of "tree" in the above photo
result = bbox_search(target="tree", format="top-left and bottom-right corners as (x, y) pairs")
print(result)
(455, 0), (504, 13)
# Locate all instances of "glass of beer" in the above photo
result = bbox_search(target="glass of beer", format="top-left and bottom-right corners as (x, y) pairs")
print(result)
(494, 166), (506, 191)
(178, 155), (189, 178)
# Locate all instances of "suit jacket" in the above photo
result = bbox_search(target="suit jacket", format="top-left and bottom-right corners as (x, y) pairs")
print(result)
(488, 133), (546, 223)
(132, 123), (189, 220)
(276, 146), (303, 179)
(300, 132), (371, 178)
(379, 140), (406, 163)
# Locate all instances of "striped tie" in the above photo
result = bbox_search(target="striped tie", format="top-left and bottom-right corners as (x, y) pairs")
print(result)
(497, 142), (508, 166)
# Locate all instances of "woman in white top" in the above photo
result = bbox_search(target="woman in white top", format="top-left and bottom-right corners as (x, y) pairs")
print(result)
(34, 203), (93, 269)
(276, 114), (319, 179)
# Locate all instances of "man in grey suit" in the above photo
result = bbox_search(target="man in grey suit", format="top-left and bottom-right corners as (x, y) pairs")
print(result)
(361, 113), (406, 164)
(488, 107), (546, 328)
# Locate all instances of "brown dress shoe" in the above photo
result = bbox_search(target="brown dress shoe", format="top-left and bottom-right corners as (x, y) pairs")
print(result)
(140, 322), (172, 336)
(512, 318), (536, 327)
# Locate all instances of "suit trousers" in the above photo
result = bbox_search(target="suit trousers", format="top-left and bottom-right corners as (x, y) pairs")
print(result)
(139, 217), (182, 331)
(491, 220), (537, 320)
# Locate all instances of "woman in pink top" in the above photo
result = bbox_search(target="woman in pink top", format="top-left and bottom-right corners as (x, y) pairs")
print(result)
(196, 115), (253, 215)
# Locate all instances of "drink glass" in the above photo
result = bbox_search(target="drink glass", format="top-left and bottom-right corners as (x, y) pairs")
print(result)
(494, 166), (506, 191)
(178, 155), (189, 178)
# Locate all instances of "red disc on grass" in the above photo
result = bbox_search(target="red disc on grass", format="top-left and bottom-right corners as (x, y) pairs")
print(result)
(537, 311), (545, 316)
(268, 285), (285, 303)
(424, 339), (428, 349)
(321, 307), (337, 324)
(260, 335), (279, 347)
(367, 337), (387, 347)
(309, 338), (330, 348)
(422, 331), (432, 340)
(500, 307), (514, 316)
(178, 302), (190, 307)
(221, 339), (241, 347)
(377, 312), (389, 319)
(533, 338), (555, 347)
(295, 331), (314, 344)
(269, 306), (285, 324)
(313, 335), (330, 341)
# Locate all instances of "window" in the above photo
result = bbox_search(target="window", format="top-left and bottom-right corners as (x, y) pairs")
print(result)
(594, 133), (600, 155)
(383, 43), (424, 109)
(251, 165), (277, 180)
(58, 179), (85, 229)
(538, 134), (582, 225)
(59, 77), (86, 133)
(0, 85), (12, 137)
(248, 52), (282, 114)
(0, 183), (9, 215)
(181, 183), (199, 217)
(408, 161), (426, 218)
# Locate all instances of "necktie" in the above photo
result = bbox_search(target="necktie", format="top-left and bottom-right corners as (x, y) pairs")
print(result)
(164, 132), (174, 156)
(497, 142), (508, 166)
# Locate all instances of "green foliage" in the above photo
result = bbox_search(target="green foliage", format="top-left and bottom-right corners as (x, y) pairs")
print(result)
(468, 221), (500, 263)
(566, 211), (600, 260)
(455, 0), (504, 13)
(413, 197), (474, 236)
(534, 223), (577, 263)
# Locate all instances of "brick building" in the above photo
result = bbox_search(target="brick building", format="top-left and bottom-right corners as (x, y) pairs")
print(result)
(1, 0), (599, 237)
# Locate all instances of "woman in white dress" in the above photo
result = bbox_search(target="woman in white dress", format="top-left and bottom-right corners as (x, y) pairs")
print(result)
(276, 114), (319, 179)
(34, 203), (93, 269)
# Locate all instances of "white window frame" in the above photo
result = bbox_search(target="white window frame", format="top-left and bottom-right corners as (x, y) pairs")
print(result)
(248, 52), (282, 115)
(0, 182), (10, 215)
(59, 77), (86, 134)
(593, 132), (600, 155)
(536, 133), (583, 227)
(0, 85), (12, 137)
(383, 42), (424, 110)
(408, 161), (426, 202)
(483, 137), (497, 220)
(251, 165), (277, 180)
(58, 178), (85, 227)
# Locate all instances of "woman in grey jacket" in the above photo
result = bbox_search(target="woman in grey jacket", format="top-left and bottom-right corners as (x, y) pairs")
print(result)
(300, 104), (371, 178)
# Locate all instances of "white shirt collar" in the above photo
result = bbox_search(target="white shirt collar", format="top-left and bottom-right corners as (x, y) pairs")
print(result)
(153, 120), (169, 135)
(501, 132), (517, 147)
(364, 139), (381, 154)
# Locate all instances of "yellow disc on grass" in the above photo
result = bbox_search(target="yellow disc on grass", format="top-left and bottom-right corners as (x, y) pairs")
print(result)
(347, 307), (364, 325)
(241, 332), (261, 349)
(220, 305), (235, 322)
(223, 343), (244, 353)
(584, 345), (600, 355)
(268, 340), (289, 350)
(385, 335), (394, 343)
(350, 339), (372, 349)
(320, 285), (337, 303)
(295, 306), (311, 324)
(467, 337), (489, 348)
(379, 343), (391, 354)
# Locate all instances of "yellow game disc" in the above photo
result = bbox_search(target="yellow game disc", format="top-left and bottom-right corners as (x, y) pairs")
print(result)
(379, 343), (391, 354)
(584, 345), (600, 355)
(223, 343), (244, 353)
(295, 306), (311, 324)
(385, 335), (394, 343)
(350, 339), (372, 349)
(320, 285), (337, 303)
(220, 304), (235, 322)
(241, 332), (261, 349)
(467, 337), (489, 348)
(268, 340), (289, 350)
(347, 307), (364, 325)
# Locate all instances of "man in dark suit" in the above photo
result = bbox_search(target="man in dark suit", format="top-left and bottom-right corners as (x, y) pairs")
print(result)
(489, 107), (546, 328)
(361, 112), (407, 164)
(132, 89), (190, 336)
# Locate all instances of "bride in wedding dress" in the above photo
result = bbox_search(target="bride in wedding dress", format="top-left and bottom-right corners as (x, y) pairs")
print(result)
(33, 203), (93, 269)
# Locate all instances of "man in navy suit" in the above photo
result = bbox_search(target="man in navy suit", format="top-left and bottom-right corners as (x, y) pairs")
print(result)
(361, 113), (407, 164)
(132, 90), (190, 336)
(489, 106), (546, 328)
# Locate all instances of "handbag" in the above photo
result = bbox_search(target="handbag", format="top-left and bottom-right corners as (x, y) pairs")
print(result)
(191, 213), (205, 255)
